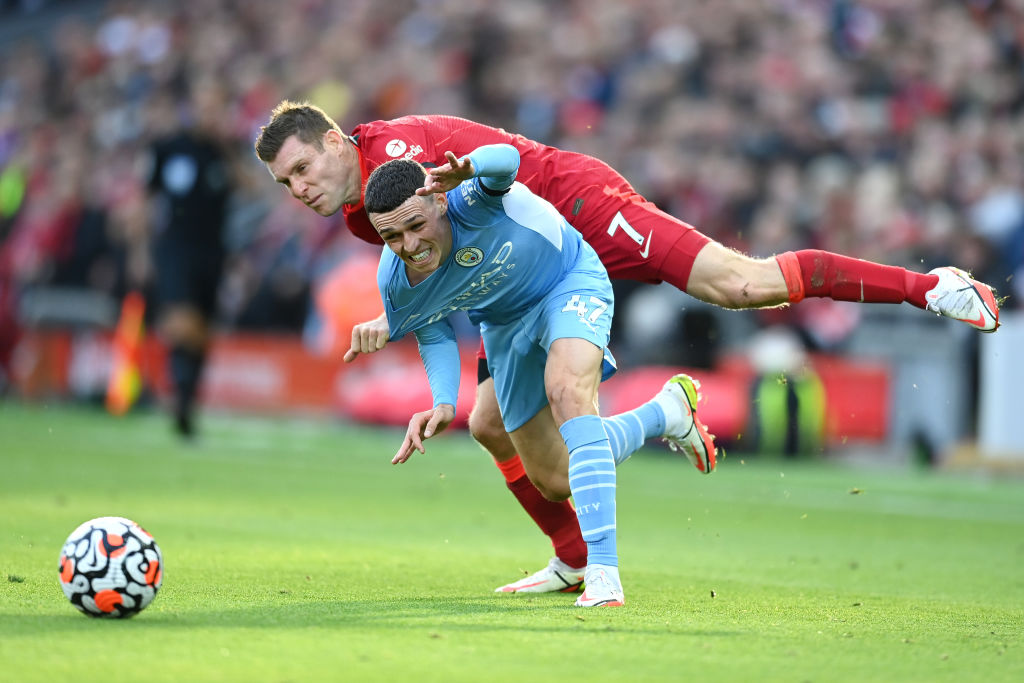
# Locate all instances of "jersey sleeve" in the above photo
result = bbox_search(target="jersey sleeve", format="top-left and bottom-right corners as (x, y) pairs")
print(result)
(374, 237), (459, 409)
(467, 144), (520, 193)
(377, 251), (404, 339)
(354, 118), (442, 169)
(413, 321), (460, 409)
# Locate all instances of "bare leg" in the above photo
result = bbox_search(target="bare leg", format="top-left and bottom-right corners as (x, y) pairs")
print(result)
(470, 377), (587, 570)
(685, 242), (789, 309)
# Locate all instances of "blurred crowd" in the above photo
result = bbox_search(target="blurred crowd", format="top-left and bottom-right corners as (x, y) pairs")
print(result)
(1, 0), (1023, 378)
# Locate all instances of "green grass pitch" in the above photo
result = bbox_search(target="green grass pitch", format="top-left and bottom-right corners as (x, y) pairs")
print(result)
(1, 401), (1022, 682)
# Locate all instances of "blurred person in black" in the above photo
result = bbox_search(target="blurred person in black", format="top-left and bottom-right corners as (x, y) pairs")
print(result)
(143, 81), (233, 438)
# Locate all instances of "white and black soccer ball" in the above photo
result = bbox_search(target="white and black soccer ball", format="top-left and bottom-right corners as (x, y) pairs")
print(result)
(58, 516), (163, 618)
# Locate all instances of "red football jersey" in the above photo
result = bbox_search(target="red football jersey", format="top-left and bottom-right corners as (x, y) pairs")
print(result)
(344, 115), (707, 288)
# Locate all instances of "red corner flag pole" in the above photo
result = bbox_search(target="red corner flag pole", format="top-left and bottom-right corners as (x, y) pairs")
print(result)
(106, 291), (146, 416)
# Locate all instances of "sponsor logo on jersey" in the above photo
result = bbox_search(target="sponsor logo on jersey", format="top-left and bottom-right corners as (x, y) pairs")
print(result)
(385, 139), (407, 157)
(417, 242), (514, 327)
(454, 247), (484, 267)
(384, 139), (426, 160)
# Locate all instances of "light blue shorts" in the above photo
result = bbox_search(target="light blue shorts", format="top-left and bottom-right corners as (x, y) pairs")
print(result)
(481, 265), (616, 432)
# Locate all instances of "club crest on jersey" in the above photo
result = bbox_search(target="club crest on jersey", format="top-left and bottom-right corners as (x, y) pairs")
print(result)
(454, 247), (484, 267)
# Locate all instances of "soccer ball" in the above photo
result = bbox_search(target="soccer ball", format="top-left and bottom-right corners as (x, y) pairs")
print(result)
(58, 516), (163, 618)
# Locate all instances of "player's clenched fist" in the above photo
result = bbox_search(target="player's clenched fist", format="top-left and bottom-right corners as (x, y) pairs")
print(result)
(344, 312), (390, 363)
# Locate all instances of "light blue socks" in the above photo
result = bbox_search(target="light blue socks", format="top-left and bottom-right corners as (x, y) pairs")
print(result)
(560, 414), (618, 567)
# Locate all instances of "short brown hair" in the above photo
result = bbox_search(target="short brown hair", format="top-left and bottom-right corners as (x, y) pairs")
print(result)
(254, 100), (342, 162)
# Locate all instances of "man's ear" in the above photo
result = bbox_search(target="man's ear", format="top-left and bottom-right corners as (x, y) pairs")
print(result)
(323, 129), (344, 152)
(435, 191), (448, 215)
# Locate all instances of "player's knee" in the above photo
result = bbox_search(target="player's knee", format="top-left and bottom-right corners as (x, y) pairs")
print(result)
(545, 383), (594, 424)
(468, 403), (509, 453)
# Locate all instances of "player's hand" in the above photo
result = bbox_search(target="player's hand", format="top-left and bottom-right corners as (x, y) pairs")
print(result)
(344, 312), (390, 363)
(416, 151), (474, 195)
(392, 403), (456, 464)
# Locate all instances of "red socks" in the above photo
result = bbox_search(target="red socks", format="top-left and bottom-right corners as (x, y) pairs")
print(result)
(496, 455), (587, 569)
(776, 250), (938, 309)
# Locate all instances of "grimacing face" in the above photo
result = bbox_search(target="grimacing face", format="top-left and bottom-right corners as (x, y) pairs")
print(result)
(370, 193), (452, 285)
(266, 130), (362, 216)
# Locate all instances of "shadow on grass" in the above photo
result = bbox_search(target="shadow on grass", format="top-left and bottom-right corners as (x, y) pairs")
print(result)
(2, 595), (743, 637)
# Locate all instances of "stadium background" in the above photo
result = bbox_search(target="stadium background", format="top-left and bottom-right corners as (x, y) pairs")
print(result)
(0, 0), (1022, 463)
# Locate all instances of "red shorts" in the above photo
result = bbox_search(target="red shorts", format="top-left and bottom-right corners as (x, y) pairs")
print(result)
(568, 190), (709, 291)
(539, 161), (711, 291)
(477, 166), (712, 369)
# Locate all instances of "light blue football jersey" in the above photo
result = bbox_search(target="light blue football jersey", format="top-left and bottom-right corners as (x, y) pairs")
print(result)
(376, 146), (613, 425)
(379, 180), (589, 336)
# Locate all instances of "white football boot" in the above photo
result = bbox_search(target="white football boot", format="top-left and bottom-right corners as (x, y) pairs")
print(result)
(494, 557), (585, 593)
(574, 564), (624, 608)
(924, 266), (1000, 332)
(654, 374), (717, 473)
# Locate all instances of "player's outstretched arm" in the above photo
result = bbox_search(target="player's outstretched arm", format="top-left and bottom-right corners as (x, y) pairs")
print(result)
(417, 144), (520, 197)
(392, 403), (456, 464)
(344, 311), (390, 363)
(417, 151), (475, 196)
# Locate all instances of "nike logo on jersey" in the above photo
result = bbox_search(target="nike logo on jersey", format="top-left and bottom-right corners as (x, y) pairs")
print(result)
(607, 211), (653, 259)
(639, 231), (653, 259)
